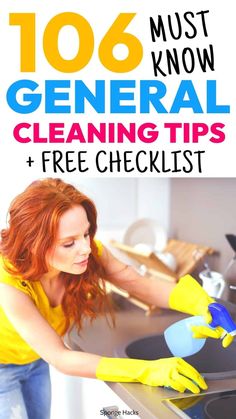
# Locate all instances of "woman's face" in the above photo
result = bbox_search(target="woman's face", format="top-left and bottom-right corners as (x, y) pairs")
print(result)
(46, 205), (91, 275)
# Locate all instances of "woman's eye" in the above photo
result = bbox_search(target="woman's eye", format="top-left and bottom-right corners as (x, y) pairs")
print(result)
(63, 241), (75, 248)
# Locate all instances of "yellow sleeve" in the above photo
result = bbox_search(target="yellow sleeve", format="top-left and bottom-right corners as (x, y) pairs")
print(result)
(94, 239), (103, 257)
(0, 256), (33, 298)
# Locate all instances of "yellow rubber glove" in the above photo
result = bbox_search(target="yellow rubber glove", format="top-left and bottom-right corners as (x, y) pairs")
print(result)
(169, 274), (233, 348)
(96, 357), (207, 394)
(191, 325), (234, 348)
(169, 274), (214, 321)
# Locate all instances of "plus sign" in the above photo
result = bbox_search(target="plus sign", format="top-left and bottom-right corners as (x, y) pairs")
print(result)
(26, 156), (35, 167)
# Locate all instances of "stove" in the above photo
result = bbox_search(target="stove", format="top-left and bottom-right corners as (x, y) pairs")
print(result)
(164, 389), (236, 418)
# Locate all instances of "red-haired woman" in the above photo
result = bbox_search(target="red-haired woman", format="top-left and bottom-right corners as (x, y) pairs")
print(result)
(0, 178), (232, 419)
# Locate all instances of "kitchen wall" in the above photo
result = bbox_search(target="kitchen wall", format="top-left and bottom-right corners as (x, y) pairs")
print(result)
(79, 177), (236, 297)
(170, 179), (236, 287)
(78, 178), (170, 232)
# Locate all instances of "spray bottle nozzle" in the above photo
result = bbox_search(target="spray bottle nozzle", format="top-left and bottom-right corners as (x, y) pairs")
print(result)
(209, 302), (236, 336)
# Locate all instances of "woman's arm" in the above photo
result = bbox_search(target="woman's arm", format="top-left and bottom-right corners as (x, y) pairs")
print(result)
(0, 284), (101, 376)
(99, 246), (235, 349)
(0, 281), (207, 393)
(99, 245), (176, 308)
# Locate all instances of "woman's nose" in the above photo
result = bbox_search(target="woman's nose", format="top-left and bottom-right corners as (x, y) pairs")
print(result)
(77, 240), (91, 255)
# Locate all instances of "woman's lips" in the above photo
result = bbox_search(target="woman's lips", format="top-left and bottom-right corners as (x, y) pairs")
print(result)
(74, 259), (88, 266)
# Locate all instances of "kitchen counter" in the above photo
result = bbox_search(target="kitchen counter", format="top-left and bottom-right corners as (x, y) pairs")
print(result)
(68, 300), (236, 419)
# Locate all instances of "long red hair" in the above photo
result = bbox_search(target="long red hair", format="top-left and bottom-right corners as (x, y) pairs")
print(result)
(0, 178), (112, 332)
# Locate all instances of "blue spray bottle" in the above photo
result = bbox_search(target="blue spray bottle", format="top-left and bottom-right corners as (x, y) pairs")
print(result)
(164, 302), (236, 357)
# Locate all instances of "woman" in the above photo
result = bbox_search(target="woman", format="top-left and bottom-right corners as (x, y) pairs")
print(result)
(0, 178), (232, 419)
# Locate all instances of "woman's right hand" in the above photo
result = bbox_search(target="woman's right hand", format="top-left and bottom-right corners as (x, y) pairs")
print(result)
(96, 356), (207, 394)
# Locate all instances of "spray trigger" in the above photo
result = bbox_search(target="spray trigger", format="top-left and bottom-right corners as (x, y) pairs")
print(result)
(208, 302), (236, 336)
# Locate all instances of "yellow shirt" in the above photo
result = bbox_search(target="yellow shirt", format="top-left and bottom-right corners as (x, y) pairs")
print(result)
(0, 240), (103, 365)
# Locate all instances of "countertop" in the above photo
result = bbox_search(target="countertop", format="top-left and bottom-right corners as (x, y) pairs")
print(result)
(68, 300), (236, 419)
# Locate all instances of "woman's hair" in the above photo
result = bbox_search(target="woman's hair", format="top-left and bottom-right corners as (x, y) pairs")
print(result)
(0, 178), (112, 332)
